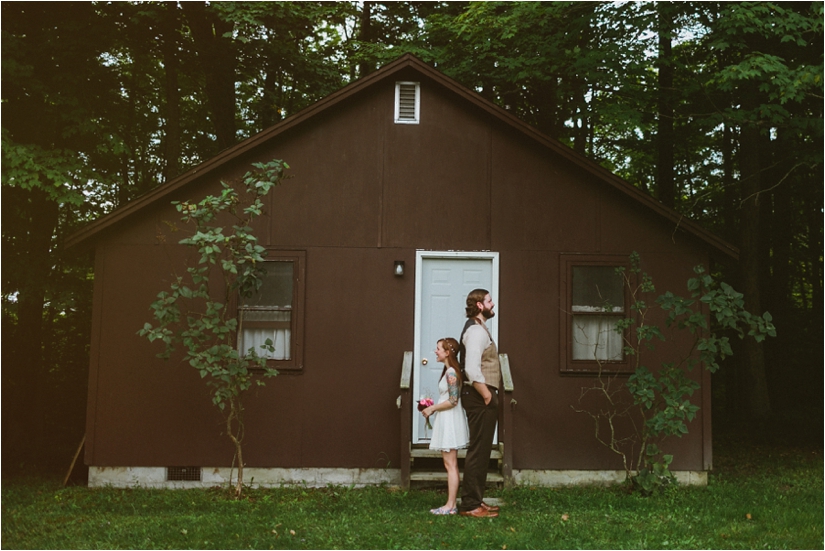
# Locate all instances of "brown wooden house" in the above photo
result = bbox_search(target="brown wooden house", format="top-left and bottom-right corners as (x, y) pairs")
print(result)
(67, 54), (736, 488)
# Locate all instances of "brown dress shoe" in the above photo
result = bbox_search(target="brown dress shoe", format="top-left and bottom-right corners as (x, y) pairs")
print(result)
(481, 502), (500, 512)
(459, 506), (499, 518)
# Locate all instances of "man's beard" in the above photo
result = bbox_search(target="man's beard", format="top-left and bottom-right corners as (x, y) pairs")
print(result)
(481, 307), (495, 320)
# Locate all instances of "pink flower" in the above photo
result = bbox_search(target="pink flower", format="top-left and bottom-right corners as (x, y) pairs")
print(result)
(418, 397), (434, 430)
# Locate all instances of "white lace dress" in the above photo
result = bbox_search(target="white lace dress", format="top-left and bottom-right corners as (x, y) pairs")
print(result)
(429, 367), (470, 451)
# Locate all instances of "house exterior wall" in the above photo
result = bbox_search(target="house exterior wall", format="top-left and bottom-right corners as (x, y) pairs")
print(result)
(84, 69), (712, 475)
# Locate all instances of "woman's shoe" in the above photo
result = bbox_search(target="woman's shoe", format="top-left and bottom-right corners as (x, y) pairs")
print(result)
(430, 506), (458, 515)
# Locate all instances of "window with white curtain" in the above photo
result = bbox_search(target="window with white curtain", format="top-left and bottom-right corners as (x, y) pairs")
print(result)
(237, 252), (305, 369)
(571, 266), (625, 361)
(561, 256), (631, 373)
(239, 261), (293, 360)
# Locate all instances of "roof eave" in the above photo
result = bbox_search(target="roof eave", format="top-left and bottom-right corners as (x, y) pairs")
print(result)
(66, 53), (738, 260)
(65, 55), (422, 250)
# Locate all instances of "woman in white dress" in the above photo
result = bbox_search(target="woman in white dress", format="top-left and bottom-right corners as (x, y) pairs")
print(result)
(420, 337), (470, 515)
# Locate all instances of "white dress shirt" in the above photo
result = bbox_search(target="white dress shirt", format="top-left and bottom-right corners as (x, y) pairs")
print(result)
(462, 323), (490, 385)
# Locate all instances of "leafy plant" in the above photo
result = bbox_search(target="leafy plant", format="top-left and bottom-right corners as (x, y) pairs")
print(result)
(139, 158), (288, 498)
(574, 252), (776, 493)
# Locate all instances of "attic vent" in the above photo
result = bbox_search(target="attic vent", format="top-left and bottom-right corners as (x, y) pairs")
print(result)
(394, 81), (420, 124)
(167, 466), (202, 481)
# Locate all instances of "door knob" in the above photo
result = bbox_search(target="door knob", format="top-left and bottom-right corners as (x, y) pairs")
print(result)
(422, 358), (428, 365)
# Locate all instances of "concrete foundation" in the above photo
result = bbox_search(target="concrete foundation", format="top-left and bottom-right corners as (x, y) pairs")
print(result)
(513, 469), (707, 487)
(88, 466), (707, 489)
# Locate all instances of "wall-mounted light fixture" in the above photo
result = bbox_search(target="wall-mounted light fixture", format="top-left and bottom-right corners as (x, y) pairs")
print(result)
(394, 261), (405, 277)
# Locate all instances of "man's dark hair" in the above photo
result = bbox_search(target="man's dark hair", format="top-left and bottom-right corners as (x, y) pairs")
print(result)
(465, 288), (489, 318)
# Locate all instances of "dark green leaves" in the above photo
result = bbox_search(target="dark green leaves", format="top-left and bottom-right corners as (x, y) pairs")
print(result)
(575, 252), (777, 494)
(139, 158), (286, 408)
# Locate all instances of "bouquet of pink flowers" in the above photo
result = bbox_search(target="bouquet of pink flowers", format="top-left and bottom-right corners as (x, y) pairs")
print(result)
(417, 397), (434, 430)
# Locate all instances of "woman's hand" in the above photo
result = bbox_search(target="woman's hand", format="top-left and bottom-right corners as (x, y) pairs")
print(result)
(422, 406), (436, 418)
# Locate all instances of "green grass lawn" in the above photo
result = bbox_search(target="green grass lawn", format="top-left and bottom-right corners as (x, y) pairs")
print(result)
(3, 433), (822, 550)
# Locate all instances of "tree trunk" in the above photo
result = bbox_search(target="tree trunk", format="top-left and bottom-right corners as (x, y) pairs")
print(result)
(722, 124), (737, 242)
(260, 61), (280, 129)
(572, 104), (588, 155)
(182, 2), (237, 151)
(161, 1), (182, 182)
(358, 2), (374, 78)
(656, 1), (675, 209)
(738, 105), (772, 420)
(534, 78), (560, 140)
(717, 122), (744, 421)
(807, 162), (824, 318)
(228, 398), (244, 498)
(571, 5), (595, 155)
(8, 189), (60, 462)
(767, 132), (792, 301)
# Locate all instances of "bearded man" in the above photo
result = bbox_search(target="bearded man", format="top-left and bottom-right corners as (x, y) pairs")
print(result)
(457, 289), (501, 518)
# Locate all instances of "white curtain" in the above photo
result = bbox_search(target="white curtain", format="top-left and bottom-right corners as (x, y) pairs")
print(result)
(572, 315), (623, 361)
(239, 310), (291, 360)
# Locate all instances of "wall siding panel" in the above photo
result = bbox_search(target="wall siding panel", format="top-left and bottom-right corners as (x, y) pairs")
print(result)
(82, 62), (718, 476)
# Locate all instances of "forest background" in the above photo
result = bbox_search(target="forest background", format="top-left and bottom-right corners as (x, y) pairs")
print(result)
(2, 1), (822, 475)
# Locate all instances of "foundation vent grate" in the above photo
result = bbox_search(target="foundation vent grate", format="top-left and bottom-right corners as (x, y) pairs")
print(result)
(167, 466), (202, 481)
(395, 81), (420, 124)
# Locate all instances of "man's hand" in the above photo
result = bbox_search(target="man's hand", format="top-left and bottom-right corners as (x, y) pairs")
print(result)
(474, 381), (492, 405)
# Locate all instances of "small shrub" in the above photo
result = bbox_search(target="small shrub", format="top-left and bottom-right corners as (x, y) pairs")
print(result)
(574, 252), (775, 494)
(139, 159), (288, 498)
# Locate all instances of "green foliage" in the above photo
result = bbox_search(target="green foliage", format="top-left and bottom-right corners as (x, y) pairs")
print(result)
(420, 1), (651, 150)
(1, 132), (89, 207)
(658, 265), (777, 373)
(633, 449), (676, 494)
(708, 2), (823, 107)
(575, 253), (776, 494)
(139, 159), (288, 497)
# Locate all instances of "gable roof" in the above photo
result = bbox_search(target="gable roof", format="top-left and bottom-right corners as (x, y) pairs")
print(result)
(66, 53), (737, 259)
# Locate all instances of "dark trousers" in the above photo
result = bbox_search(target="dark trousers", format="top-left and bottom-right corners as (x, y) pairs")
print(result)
(460, 384), (499, 511)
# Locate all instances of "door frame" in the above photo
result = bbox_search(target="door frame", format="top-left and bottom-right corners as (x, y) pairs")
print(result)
(412, 250), (500, 443)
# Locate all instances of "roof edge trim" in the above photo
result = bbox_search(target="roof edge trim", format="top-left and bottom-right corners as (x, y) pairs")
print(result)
(66, 53), (737, 260)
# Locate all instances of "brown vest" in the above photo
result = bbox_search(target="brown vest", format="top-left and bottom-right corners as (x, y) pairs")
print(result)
(480, 336), (501, 390)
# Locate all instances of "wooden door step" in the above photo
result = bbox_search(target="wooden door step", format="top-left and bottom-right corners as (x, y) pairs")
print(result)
(410, 448), (502, 460)
(410, 470), (504, 483)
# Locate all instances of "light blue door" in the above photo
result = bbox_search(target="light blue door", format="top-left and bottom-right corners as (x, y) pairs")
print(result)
(413, 253), (498, 444)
